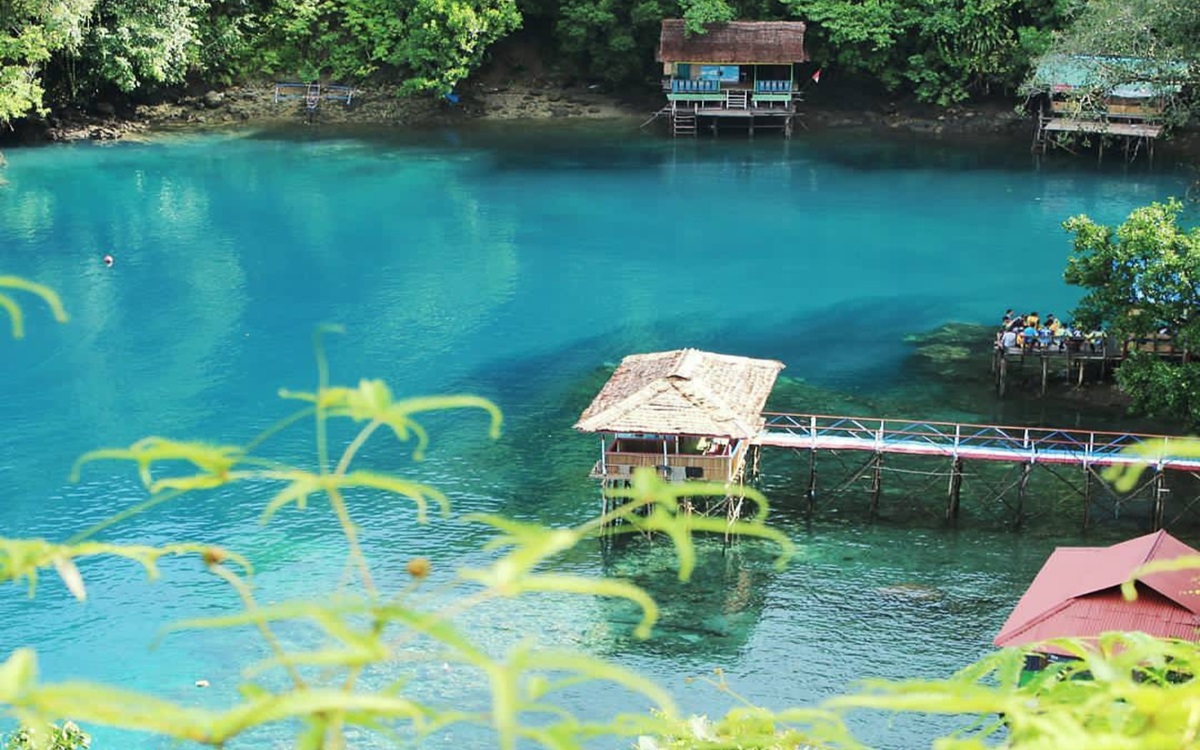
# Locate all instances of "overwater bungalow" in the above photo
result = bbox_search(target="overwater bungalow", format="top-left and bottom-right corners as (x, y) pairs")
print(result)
(655, 20), (810, 138)
(1030, 54), (1186, 161)
(994, 530), (1200, 675)
(574, 348), (784, 487)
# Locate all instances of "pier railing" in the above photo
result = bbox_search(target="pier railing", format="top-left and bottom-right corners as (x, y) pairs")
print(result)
(758, 413), (1200, 472)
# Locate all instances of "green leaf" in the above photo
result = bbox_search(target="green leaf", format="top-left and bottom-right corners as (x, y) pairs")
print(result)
(0, 276), (69, 339)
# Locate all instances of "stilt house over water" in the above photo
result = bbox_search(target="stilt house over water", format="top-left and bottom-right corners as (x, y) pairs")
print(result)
(655, 20), (809, 138)
(994, 530), (1200, 674)
(574, 348), (784, 486)
(1029, 54), (1186, 161)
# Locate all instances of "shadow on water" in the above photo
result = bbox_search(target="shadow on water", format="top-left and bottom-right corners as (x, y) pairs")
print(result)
(585, 537), (779, 659)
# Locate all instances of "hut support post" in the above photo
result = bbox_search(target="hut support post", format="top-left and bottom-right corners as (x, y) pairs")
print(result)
(869, 452), (883, 521)
(946, 458), (963, 523)
(806, 448), (817, 518)
(1152, 469), (1167, 531)
(1082, 465), (1092, 530)
(1016, 460), (1033, 529)
(1040, 355), (1049, 395)
(997, 355), (1007, 398)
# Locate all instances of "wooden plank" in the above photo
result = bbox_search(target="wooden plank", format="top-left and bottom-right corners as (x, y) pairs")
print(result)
(1043, 118), (1163, 138)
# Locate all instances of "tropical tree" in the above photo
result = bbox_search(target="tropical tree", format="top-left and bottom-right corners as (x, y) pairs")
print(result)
(0, 0), (95, 121)
(785, 0), (1066, 104)
(1064, 199), (1200, 426)
(1020, 0), (1200, 121)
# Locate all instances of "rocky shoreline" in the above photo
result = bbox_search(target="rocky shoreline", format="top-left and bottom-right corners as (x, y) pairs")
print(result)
(12, 74), (1043, 146)
(14, 74), (1200, 164)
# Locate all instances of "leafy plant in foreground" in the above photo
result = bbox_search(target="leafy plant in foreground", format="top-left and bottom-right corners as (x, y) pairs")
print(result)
(5, 274), (1200, 749)
(0, 303), (803, 748)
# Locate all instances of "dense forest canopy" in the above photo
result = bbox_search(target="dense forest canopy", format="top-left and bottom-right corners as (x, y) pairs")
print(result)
(0, 0), (1197, 122)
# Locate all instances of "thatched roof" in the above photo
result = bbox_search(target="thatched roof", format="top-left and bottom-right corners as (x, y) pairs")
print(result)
(657, 20), (809, 65)
(574, 349), (785, 439)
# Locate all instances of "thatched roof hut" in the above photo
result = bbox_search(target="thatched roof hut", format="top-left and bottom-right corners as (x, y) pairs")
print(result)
(657, 20), (809, 65)
(574, 348), (785, 439)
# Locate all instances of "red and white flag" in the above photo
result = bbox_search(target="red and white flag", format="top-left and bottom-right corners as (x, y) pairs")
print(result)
(811, 69), (822, 84)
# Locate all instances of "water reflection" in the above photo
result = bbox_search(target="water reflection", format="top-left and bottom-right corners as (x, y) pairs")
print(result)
(590, 539), (776, 659)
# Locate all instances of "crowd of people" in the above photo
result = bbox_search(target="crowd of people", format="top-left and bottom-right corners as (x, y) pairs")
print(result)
(996, 309), (1106, 353)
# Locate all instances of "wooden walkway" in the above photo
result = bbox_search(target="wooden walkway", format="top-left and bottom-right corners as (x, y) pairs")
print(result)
(1042, 118), (1163, 138)
(753, 413), (1200, 529)
(755, 413), (1200, 472)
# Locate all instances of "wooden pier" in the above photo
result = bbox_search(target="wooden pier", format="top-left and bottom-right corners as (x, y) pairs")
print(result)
(756, 412), (1200, 530)
(993, 333), (1189, 396)
(576, 349), (1200, 533)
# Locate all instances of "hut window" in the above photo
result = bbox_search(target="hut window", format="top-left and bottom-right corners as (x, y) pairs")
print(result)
(685, 466), (704, 479)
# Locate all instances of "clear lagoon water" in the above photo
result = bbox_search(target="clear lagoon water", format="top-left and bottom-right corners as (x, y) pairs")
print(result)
(0, 122), (1194, 748)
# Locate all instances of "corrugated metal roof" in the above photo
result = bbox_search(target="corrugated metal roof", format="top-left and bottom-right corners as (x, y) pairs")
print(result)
(657, 20), (809, 65)
(1031, 54), (1186, 99)
(573, 349), (784, 439)
(995, 530), (1200, 650)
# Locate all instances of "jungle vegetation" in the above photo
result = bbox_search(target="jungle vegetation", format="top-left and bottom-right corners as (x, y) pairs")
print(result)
(1064, 200), (1200, 429)
(1, 0), (1198, 124)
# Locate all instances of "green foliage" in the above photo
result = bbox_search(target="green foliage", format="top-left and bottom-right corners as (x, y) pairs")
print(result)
(3, 721), (90, 750)
(0, 0), (94, 120)
(1113, 355), (1200, 429)
(0, 276), (69, 339)
(679, 0), (736, 34)
(552, 0), (676, 84)
(1063, 199), (1200, 425)
(251, 0), (521, 92)
(6, 274), (1200, 750)
(833, 630), (1200, 749)
(1020, 0), (1200, 124)
(789, 0), (1063, 103)
(0, 296), (799, 749)
(81, 0), (206, 92)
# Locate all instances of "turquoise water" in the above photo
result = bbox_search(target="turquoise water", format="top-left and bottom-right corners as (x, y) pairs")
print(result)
(0, 123), (1193, 748)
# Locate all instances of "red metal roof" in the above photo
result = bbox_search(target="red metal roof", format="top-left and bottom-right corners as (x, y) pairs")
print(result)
(994, 530), (1200, 653)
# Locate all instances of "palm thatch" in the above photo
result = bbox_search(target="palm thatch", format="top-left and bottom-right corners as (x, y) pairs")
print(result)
(574, 349), (785, 439)
(657, 20), (809, 65)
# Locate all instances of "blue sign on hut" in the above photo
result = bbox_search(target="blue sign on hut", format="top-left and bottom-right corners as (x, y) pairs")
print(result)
(994, 530), (1200, 675)
(1030, 54), (1187, 160)
(574, 348), (784, 489)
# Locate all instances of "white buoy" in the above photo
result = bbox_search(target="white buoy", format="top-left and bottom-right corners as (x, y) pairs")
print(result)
(103, 254), (114, 267)
(195, 679), (210, 688)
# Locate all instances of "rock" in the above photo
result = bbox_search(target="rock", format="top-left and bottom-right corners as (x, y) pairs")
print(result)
(202, 91), (224, 109)
(95, 102), (116, 117)
(587, 107), (601, 114)
(549, 106), (570, 118)
(876, 583), (944, 602)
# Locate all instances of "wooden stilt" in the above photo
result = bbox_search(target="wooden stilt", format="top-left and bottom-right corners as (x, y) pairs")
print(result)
(869, 452), (883, 521)
(1016, 461), (1033, 529)
(806, 448), (817, 517)
(1040, 355), (1049, 395)
(1082, 466), (1092, 530)
(997, 355), (1007, 398)
(946, 458), (963, 523)
(1152, 469), (1167, 530)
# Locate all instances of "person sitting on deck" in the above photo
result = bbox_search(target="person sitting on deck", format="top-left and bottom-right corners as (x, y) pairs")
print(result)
(1022, 323), (1038, 350)
(1002, 309), (1015, 327)
(1038, 327), (1052, 350)
(1001, 328), (1018, 350)
(1026, 311), (1040, 328)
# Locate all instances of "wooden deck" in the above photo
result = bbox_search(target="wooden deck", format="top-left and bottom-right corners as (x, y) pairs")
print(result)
(1042, 118), (1163, 138)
